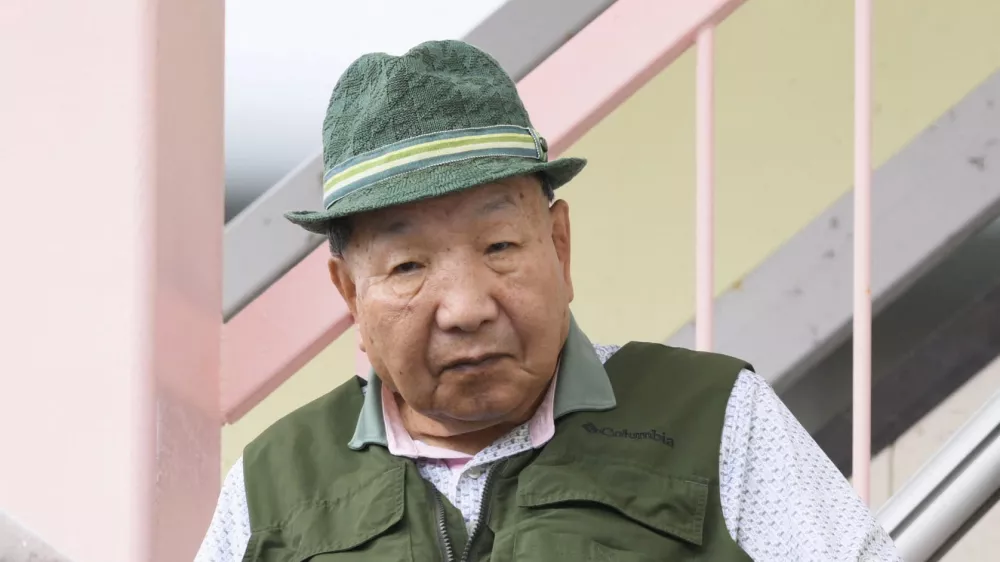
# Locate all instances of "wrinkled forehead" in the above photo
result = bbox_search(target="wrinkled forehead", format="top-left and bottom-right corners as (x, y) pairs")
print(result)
(352, 176), (545, 241)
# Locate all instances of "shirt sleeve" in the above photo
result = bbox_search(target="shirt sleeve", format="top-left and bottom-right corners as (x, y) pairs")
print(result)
(193, 457), (252, 562)
(719, 369), (901, 561)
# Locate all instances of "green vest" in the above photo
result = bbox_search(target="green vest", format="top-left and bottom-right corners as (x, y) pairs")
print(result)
(242, 342), (754, 561)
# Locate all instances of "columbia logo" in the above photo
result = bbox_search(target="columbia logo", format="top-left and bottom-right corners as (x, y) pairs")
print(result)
(582, 422), (674, 447)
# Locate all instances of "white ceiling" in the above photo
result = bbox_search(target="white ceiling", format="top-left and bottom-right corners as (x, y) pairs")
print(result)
(224, 0), (508, 217)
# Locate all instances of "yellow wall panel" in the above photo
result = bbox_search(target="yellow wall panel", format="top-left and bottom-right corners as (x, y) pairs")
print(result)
(562, 0), (1000, 344)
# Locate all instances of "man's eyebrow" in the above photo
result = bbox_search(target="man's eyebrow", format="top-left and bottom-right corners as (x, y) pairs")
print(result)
(368, 218), (412, 238)
(478, 193), (517, 216)
(366, 193), (516, 237)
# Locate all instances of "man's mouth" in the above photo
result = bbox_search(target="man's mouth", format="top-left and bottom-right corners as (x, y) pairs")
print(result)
(441, 353), (507, 373)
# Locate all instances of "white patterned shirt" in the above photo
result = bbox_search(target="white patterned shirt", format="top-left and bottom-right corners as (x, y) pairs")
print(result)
(195, 344), (900, 561)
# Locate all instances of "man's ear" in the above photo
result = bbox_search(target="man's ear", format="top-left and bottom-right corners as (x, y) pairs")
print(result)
(548, 199), (573, 302)
(328, 257), (359, 320)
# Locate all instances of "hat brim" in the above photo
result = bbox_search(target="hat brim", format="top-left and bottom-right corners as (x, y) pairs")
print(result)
(284, 156), (586, 234)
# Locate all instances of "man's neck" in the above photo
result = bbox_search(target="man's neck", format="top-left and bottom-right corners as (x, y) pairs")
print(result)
(394, 385), (549, 456)
(401, 414), (516, 455)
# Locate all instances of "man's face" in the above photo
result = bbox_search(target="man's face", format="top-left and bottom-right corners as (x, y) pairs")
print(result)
(328, 175), (574, 432)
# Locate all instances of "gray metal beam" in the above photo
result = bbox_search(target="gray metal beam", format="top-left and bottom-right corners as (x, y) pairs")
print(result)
(223, 156), (326, 321)
(222, 0), (617, 320)
(665, 69), (1000, 394)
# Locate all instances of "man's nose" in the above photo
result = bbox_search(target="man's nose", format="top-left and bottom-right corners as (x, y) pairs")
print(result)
(433, 264), (499, 333)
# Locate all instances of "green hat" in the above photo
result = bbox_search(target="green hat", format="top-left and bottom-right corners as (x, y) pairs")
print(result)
(284, 40), (587, 234)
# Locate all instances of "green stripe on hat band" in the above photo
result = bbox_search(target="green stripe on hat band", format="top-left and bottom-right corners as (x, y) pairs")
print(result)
(323, 125), (540, 184)
(322, 125), (546, 209)
(324, 133), (532, 191)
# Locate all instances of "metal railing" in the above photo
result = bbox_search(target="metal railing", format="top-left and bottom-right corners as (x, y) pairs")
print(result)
(878, 385), (1000, 561)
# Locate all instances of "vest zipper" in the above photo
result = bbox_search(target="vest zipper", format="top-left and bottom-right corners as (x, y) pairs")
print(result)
(433, 490), (456, 562)
(460, 461), (506, 562)
(432, 460), (507, 562)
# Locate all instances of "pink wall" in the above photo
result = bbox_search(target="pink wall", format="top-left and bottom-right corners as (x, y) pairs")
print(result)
(0, 0), (224, 560)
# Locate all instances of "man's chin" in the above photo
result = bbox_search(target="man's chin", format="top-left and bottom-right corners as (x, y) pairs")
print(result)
(430, 397), (530, 431)
(430, 380), (539, 427)
(443, 404), (515, 426)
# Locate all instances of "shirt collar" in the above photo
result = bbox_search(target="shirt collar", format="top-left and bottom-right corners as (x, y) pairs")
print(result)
(348, 314), (616, 450)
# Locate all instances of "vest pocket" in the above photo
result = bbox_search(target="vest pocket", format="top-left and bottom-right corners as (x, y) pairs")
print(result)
(511, 530), (665, 562)
(504, 459), (709, 559)
(245, 465), (410, 561)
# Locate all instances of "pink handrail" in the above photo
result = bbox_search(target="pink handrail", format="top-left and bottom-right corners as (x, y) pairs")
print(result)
(853, 0), (873, 504)
(696, 26), (716, 352)
(693, 5), (874, 503)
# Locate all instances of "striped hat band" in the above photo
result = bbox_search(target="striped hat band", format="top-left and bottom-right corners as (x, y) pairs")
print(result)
(322, 125), (547, 210)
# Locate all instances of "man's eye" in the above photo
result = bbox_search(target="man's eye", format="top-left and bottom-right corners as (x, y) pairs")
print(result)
(487, 241), (514, 253)
(391, 262), (422, 274)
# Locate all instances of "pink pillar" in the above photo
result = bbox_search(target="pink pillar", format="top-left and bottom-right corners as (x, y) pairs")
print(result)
(0, 1), (224, 561)
(853, 0), (873, 504)
(695, 26), (716, 352)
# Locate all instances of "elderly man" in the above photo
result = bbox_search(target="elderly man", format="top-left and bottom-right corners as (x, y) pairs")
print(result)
(196, 41), (899, 561)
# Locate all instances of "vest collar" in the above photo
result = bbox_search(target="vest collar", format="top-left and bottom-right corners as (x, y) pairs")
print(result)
(348, 315), (616, 450)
